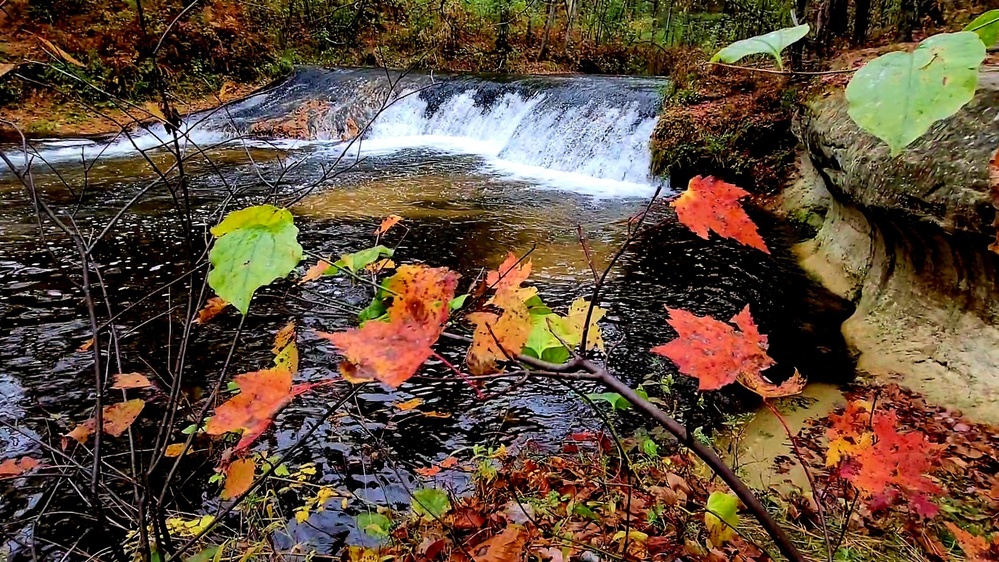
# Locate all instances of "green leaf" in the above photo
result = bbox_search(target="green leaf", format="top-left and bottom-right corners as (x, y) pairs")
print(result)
(587, 387), (648, 411)
(208, 205), (303, 314)
(411, 488), (451, 520)
(185, 546), (220, 562)
(357, 512), (392, 539)
(845, 32), (986, 156)
(448, 294), (469, 312)
(523, 314), (569, 362)
(524, 295), (554, 316)
(337, 245), (394, 274)
(573, 503), (600, 521)
(965, 10), (999, 47)
(710, 24), (809, 70)
(704, 491), (739, 544)
(357, 294), (389, 324)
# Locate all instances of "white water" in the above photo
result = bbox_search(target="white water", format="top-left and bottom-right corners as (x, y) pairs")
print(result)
(3, 80), (664, 198)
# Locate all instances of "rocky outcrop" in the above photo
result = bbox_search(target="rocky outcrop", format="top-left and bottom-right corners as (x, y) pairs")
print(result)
(785, 73), (999, 423)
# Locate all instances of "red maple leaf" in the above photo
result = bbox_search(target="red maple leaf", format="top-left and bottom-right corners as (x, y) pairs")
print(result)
(825, 404), (942, 518)
(672, 176), (769, 253)
(650, 305), (775, 391)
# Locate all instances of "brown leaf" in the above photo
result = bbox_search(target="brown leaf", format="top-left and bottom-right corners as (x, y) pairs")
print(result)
(221, 458), (255, 500)
(395, 398), (424, 411)
(739, 368), (805, 399)
(0, 63), (16, 78)
(37, 37), (84, 67)
(102, 399), (145, 437)
(195, 297), (229, 324)
(473, 524), (526, 562)
(0, 456), (41, 478)
(111, 373), (152, 390)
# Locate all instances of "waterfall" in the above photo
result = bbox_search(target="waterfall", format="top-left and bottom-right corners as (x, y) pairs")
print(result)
(3, 67), (667, 196)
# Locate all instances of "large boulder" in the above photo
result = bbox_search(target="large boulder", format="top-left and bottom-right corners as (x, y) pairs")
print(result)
(786, 72), (999, 423)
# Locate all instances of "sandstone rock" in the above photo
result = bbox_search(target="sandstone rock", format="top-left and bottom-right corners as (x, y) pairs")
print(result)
(787, 72), (999, 423)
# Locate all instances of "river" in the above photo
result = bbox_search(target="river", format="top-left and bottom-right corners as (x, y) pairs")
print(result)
(0, 67), (853, 558)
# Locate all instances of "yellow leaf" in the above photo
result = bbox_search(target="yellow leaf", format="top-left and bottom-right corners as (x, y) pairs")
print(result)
(165, 443), (187, 457)
(395, 397), (424, 411)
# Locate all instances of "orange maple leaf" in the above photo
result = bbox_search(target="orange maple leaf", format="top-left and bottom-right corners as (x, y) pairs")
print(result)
(466, 255), (535, 375)
(111, 373), (152, 390)
(472, 523), (527, 562)
(195, 297), (230, 324)
(672, 176), (769, 253)
(650, 305), (775, 391)
(102, 399), (145, 437)
(206, 369), (310, 450)
(375, 214), (403, 236)
(0, 456), (41, 478)
(299, 260), (333, 284)
(945, 523), (998, 562)
(320, 265), (459, 388)
(221, 458), (256, 500)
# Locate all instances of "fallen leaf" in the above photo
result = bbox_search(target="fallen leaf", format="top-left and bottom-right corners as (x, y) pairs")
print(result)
(221, 458), (255, 500)
(195, 297), (229, 324)
(164, 443), (187, 457)
(473, 523), (526, 562)
(651, 305), (775, 391)
(0, 63), (16, 78)
(111, 373), (152, 390)
(102, 399), (145, 437)
(375, 214), (402, 235)
(945, 522), (993, 561)
(672, 176), (769, 253)
(0, 457), (41, 478)
(395, 397), (424, 411)
(64, 424), (92, 448)
(415, 465), (442, 477)
(37, 37), (85, 66)
(78, 338), (95, 352)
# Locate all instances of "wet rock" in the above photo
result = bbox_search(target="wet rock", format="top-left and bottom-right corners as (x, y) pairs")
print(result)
(786, 72), (999, 423)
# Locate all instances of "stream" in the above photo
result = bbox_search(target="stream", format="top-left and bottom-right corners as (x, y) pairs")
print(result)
(0, 68), (854, 558)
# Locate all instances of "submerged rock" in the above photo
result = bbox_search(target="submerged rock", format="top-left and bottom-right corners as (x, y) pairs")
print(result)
(786, 72), (999, 423)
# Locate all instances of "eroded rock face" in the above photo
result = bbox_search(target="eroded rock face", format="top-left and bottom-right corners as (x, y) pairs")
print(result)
(788, 73), (999, 423)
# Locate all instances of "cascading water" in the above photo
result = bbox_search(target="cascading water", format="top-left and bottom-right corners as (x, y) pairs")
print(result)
(3, 67), (668, 196)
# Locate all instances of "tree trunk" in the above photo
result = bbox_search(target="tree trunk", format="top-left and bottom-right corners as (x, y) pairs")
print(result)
(539, 0), (557, 60)
(898, 0), (915, 42)
(852, 0), (870, 45)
